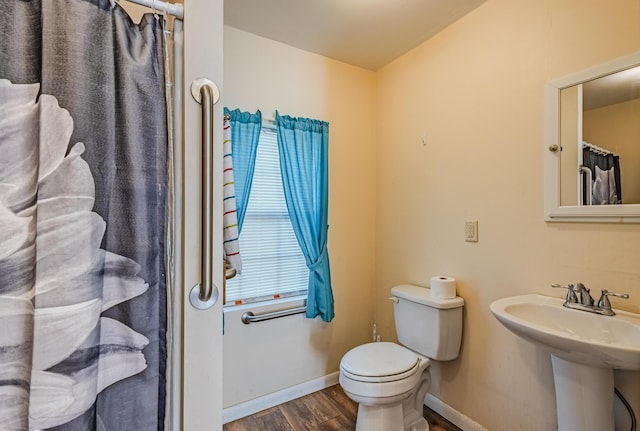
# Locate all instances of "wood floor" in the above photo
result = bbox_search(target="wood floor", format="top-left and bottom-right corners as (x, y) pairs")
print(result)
(224, 385), (462, 431)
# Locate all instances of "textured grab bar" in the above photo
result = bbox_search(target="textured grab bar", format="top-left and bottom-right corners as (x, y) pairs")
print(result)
(241, 304), (307, 324)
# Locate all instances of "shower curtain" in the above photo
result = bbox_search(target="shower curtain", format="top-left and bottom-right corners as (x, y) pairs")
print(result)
(0, 0), (168, 429)
(582, 147), (622, 205)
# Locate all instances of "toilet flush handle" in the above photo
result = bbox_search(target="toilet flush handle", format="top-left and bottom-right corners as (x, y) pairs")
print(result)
(388, 296), (399, 303)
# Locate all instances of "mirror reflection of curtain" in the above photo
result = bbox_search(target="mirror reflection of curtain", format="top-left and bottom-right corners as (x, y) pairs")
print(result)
(582, 146), (622, 205)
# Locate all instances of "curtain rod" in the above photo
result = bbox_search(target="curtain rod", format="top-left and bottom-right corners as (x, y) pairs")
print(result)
(124, 0), (183, 19)
(222, 116), (275, 124)
(582, 141), (618, 157)
(224, 115), (276, 127)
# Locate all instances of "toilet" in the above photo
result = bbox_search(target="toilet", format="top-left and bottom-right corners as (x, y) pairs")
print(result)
(339, 284), (464, 431)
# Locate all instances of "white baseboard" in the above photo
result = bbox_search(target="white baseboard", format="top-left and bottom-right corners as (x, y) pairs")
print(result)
(425, 393), (489, 431)
(223, 373), (489, 430)
(222, 372), (340, 424)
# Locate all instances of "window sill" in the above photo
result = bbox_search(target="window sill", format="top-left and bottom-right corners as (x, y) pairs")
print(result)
(223, 294), (307, 314)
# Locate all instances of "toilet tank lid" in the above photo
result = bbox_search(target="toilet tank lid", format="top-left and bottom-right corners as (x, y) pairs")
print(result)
(391, 284), (464, 309)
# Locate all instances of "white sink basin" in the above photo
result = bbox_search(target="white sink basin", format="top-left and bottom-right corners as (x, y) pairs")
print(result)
(490, 294), (640, 370)
(491, 293), (640, 430)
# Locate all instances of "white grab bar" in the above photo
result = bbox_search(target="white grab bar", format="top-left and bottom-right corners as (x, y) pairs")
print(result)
(579, 165), (593, 206)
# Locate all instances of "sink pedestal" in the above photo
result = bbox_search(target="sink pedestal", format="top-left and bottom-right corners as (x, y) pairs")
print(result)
(551, 355), (615, 431)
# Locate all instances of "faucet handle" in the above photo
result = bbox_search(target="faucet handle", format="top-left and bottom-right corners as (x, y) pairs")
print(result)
(597, 289), (630, 312)
(551, 283), (577, 303)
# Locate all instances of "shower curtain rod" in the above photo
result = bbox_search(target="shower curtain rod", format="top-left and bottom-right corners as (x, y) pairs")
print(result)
(582, 141), (618, 157)
(124, 0), (183, 19)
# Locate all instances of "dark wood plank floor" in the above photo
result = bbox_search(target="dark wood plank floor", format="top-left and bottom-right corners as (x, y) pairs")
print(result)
(224, 385), (462, 431)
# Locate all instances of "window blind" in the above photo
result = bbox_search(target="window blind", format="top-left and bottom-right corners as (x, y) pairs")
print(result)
(225, 128), (308, 305)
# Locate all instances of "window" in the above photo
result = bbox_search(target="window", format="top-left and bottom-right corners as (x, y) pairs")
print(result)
(225, 128), (308, 305)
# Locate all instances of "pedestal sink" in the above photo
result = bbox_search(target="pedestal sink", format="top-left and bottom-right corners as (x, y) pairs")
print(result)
(490, 294), (640, 431)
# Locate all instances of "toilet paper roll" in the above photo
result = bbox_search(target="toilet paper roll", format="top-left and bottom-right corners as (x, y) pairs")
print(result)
(430, 276), (457, 299)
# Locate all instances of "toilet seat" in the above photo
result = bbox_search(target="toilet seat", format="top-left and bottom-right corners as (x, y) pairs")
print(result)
(340, 342), (420, 383)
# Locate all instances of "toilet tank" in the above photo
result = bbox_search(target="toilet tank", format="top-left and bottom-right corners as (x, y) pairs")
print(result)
(391, 284), (464, 361)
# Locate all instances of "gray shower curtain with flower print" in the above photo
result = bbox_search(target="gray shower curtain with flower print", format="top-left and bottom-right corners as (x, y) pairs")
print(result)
(0, 0), (168, 429)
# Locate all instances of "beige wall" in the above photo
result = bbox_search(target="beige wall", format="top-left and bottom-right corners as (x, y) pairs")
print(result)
(376, 0), (640, 430)
(223, 27), (377, 407)
(584, 97), (640, 203)
(224, 0), (640, 428)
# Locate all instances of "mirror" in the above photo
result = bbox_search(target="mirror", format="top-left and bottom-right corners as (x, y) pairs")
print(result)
(545, 51), (640, 223)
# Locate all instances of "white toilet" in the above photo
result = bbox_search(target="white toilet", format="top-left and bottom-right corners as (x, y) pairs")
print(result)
(339, 284), (464, 431)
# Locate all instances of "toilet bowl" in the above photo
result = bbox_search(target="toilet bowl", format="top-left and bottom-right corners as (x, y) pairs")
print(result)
(339, 342), (431, 431)
(339, 284), (464, 431)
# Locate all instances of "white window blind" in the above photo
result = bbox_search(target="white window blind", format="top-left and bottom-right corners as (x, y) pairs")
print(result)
(225, 128), (308, 305)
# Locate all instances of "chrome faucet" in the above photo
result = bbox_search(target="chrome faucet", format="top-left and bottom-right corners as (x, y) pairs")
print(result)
(551, 283), (629, 316)
(574, 282), (594, 306)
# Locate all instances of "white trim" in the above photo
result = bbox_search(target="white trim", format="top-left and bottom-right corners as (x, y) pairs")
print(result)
(222, 372), (340, 424)
(222, 372), (491, 430)
(544, 50), (640, 223)
(181, 0), (224, 427)
(425, 393), (490, 431)
(223, 293), (307, 312)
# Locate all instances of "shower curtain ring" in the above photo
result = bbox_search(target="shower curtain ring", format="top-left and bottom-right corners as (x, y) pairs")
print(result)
(152, 0), (159, 20)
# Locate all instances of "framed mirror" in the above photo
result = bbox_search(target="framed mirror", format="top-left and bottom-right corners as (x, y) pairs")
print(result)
(545, 51), (640, 223)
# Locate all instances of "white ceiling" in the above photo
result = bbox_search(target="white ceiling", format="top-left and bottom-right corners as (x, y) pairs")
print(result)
(583, 66), (640, 111)
(224, 0), (487, 71)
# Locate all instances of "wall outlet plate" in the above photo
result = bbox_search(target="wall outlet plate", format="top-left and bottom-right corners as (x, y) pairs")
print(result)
(465, 221), (478, 242)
